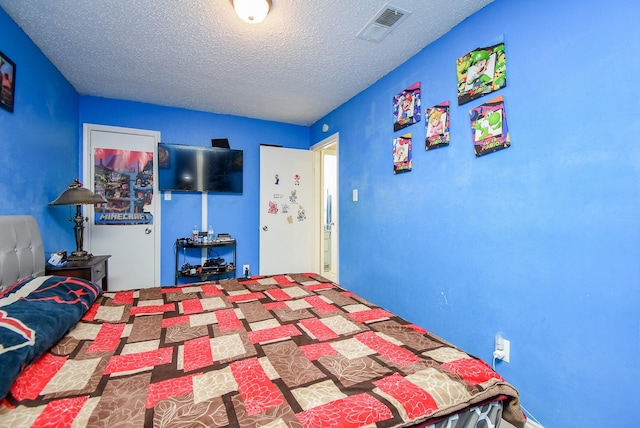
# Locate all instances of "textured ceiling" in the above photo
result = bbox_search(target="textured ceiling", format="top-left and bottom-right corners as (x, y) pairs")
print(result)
(0, 0), (492, 126)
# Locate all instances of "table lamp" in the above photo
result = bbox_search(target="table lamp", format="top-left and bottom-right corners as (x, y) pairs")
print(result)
(49, 178), (107, 261)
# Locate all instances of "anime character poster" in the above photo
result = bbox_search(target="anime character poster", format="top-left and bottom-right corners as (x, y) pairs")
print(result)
(425, 100), (450, 150)
(457, 42), (506, 105)
(93, 148), (154, 225)
(393, 82), (421, 131)
(393, 133), (412, 174)
(469, 95), (510, 157)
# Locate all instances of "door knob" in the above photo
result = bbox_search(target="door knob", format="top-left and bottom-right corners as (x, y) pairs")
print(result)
(262, 226), (268, 231)
(145, 228), (152, 234)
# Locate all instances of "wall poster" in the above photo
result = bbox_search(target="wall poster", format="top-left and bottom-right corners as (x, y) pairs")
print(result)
(469, 95), (510, 157)
(0, 51), (16, 113)
(457, 42), (506, 105)
(393, 133), (412, 174)
(93, 148), (154, 225)
(393, 82), (421, 131)
(425, 100), (451, 150)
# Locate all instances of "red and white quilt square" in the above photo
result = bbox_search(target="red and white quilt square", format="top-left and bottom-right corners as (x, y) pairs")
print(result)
(348, 308), (394, 323)
(299, 343), (338, 361)
(330, 337), (375, 359)
(86, 323), (125, 353)
(374, 373), (438, 420)
(442, 358), (503, 385)
(180, 298), (204, 314)
(298, 318), (339, 341)
(192, 367), (237, 404)
(356, 332), (421, 367)
(210, 333), (247, 361)
(404, 368), (472, 408)
(94, 305), (125, 322)
(318, 315), (360, 336)
(104, 347), (173, 375)
(181, 336), (214, 372)
(41, 358), (103, 395)
(33, 396), (90, 427)
(10, 353), (67, 400)
(296, 391), (392, 428)
(227, 291), (264, 303)
(146, 373), (198, 409)
(304, 296), (339, 314)
(230, 357), (285, 415)
(247, 324), (301, 344)
(130, 302), (175, 316)
(304, 282), (336, 292)
(121, 339), (160, 355)
(215, 308), (243, 331)
(264, 288), (292, 301)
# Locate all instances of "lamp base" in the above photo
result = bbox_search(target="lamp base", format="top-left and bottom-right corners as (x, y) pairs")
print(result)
(68, 251), (93, 261)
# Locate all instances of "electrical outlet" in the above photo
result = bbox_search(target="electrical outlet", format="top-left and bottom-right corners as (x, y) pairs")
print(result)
(501, 338), (510, 363)
(524, 419), (544, 428)
(494, 333), (510, 363)
(243, 264), (250, 277)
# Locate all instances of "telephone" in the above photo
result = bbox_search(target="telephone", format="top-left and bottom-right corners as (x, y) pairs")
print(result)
(48, 251), (67, 267)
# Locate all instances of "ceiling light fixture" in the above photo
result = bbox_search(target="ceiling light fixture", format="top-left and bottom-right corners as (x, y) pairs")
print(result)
(232, 0), (272, 24)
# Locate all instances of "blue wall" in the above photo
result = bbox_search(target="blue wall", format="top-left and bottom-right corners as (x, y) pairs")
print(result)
(311, 0), (640, 426)
(79, 96), (310, 285)
(0, 8), (80, 254)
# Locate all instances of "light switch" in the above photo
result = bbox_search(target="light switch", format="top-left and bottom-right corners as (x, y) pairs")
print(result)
(352, 189), (358, 202)
(164, 191), (172, 201)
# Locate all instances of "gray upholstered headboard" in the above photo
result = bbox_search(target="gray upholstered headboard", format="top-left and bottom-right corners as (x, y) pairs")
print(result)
(0, 215), (46, 290)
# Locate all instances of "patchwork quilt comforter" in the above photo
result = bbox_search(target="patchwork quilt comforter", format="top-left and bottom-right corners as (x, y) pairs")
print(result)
(0, 273), (525, 427)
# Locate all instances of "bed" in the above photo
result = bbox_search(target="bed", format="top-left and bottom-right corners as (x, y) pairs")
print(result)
(0, 215), (526, 427)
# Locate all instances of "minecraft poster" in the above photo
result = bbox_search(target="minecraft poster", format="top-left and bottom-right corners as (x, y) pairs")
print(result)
(469, 95), (510, 157)
(457, 42), (506, 105)
(393, 82), (421, 131)
(93, 148), (154, 225)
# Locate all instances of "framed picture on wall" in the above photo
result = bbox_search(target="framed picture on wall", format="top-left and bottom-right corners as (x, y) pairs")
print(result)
(469, 95), (510, 157)
(456, 43), (506, 105)
(0, 51), (16, 113)
(393, 133), (412, 174)
(425, 100), (450, 150)
(393, 82), (421, 131)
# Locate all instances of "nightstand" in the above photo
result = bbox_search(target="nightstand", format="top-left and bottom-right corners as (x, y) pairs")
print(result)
(46, 255), (111, 292)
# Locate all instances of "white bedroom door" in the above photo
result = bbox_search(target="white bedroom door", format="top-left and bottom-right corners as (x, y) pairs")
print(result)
(83, 124), (160, 291)
(259, 145), (317, 275)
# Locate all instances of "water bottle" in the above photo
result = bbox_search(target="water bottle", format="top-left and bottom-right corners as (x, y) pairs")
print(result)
(207, 225), (214, 243)
(192, 225), (198, 243)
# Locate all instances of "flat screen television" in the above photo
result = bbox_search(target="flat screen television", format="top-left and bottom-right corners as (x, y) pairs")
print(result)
(158, 143), (243, 193)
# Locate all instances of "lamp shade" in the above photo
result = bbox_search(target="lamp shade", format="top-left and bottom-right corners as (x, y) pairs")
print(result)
(233, 0), (271, 24)
(49, 178), (107, 206)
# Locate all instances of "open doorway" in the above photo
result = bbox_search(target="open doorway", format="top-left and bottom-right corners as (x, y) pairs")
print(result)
(313, 134), (338, 282)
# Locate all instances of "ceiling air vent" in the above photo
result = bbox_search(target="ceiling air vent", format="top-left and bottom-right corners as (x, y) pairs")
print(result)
(356, 3), (412, 43)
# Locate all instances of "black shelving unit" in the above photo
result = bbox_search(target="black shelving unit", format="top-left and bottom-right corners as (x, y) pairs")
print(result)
(174, 238), (236, 285)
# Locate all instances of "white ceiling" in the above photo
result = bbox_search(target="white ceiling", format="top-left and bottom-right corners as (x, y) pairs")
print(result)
(1, 0), (492, 126)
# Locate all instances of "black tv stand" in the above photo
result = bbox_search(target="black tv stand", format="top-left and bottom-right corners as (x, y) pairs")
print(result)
(174, 238), (236, 285)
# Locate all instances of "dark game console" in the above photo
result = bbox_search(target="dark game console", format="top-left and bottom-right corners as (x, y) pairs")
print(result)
(181, 257), (228, 276)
